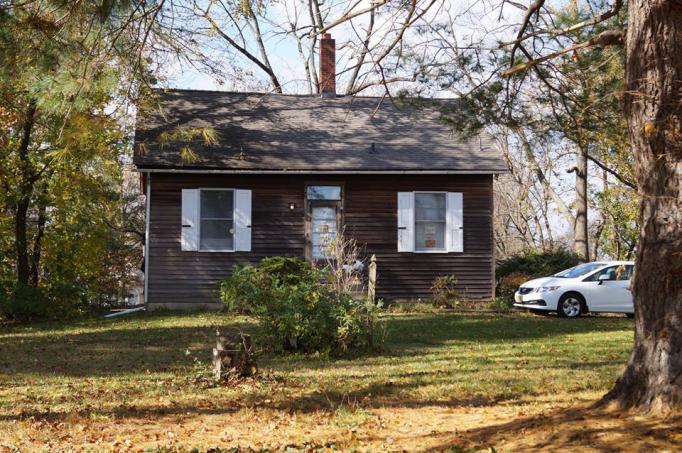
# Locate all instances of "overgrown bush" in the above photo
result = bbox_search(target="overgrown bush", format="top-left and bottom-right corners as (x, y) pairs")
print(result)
(431, 275), (459, 308)
(496, 248), (583, 281)
(220, 256), (381, 355)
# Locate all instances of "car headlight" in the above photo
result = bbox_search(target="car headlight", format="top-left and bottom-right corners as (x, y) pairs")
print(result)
(535, 286), (560, 293)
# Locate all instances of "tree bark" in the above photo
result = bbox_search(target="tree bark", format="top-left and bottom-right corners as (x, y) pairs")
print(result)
(573, 147), (589, 260)
(30, 201), (47, 287)
(600, 0), (682, 413)
(15, 99), (37, 288)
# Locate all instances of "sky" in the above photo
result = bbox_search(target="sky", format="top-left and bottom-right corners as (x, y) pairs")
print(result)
(162, 0), (513, 95)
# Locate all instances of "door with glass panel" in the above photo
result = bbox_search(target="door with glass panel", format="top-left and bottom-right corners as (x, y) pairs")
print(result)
(305, 185), (342, 261)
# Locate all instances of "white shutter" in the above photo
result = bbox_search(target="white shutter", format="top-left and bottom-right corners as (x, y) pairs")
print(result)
(181, 189), (199, 251)
(234, 189), (252, 252)
(446, 192), (463, 252)
(397, 192), (415, 252)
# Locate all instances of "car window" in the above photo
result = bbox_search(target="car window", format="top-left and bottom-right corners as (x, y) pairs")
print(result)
(554, 262), (606, 278)
(584, 264), (632, 281)
(621, 265), (634, 280)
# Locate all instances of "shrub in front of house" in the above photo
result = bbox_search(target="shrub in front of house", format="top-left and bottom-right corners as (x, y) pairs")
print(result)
(219, 256), (381, 355)
(496, 272), (532, 305)
(430, 275), (459, 308)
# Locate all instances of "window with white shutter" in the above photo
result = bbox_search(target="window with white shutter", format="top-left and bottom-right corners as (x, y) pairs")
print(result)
(397, 191), (463, 253)
(180, 188), (252, 252)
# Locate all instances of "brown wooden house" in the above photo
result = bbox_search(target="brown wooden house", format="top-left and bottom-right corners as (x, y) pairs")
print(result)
(134, 35), (506, 309)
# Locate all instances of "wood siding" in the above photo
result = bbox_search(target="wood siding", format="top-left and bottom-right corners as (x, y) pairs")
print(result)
(146, 174), (494, 307)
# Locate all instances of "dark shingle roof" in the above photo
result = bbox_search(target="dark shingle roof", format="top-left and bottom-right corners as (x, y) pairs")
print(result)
(133, 89), (506, 173)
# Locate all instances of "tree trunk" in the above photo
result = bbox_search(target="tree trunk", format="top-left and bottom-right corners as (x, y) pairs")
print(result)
(573, 147), (589, 260)
(15, 100), (37, 287)
(600, 0), (682, 413)
(30, 202), (47, 286)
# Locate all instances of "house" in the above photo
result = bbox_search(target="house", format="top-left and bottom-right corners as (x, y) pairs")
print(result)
(133, 34), (506, 309)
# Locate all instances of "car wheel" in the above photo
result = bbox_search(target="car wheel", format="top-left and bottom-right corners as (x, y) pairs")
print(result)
(557, 293), (583, 318)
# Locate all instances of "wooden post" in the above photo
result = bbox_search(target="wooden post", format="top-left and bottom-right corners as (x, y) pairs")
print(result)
(212, 330), (256, 381)
(368, 254), (377, 303)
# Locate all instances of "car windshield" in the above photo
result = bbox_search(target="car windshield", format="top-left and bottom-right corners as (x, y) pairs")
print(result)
(554, 262), (607, 278)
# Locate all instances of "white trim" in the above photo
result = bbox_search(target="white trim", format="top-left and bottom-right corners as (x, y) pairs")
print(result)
(136, 168), (505, 175)
(198, 188), (236, 252)
(144, 173), (151, 305)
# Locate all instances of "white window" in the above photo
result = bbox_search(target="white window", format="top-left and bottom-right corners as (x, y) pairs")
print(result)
(397, 191), (463, 253)
(200, 190), (234, 251)
(181, 188), (251, 252)
(415, 193), (446, 252)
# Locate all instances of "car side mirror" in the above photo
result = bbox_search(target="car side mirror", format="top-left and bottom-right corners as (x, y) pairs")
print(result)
(598, 274), (610, 285)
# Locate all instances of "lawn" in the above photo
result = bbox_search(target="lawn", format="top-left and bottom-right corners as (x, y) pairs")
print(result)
(1, 311), (680, 451)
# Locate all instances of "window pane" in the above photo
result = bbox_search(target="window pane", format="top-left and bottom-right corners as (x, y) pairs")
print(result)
(415, 193), (446, 221)
(201, 190), (233, 219)
(415, 221), (445, 251)
(616, 265), (633, 280)
(312, 245), (325, 259)
(587, 266), (622, 281)
(307, 186), (341, 200)
(311, 206), (337, 259)
(312, 206), (336, 220)
(200, 219), (234, 250)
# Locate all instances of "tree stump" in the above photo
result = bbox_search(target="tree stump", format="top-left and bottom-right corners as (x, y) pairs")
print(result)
(212, 330), (256, 381)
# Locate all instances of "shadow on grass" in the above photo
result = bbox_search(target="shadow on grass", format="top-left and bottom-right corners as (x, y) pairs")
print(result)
(0, 313), (630, 378)
(0, 377), (516, 424)
(0, 315), (256, 378)
(424, 404), (682, 452)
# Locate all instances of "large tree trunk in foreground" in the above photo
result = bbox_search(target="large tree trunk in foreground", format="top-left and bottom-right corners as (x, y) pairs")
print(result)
(601, 0), (682, 412)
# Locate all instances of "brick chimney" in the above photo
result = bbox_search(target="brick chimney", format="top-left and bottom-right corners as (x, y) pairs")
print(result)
(319, 33), (336, 97)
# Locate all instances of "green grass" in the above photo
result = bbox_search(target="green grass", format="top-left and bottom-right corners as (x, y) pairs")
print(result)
(0, 311), (634, 450)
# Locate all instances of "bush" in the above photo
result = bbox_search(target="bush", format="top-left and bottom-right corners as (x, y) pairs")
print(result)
(0, 283), (87, 322)
(491, 296), (514, 313)
(0, 285), (44, 321)
(496, 272), (532, 305)
(496, 248), (583, 282)
(431, 275), (459, 308)
(219, 257), (381, 355)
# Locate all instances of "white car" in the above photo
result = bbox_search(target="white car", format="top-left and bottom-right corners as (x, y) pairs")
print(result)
(513, 261), (635, 318)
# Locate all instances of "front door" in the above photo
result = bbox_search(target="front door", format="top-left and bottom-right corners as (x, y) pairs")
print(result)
(305, 185), (342, 261)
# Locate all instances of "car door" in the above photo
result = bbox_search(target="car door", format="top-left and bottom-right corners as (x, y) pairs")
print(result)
(581, 265), (632, 312)
(581, 266), (616, 312)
